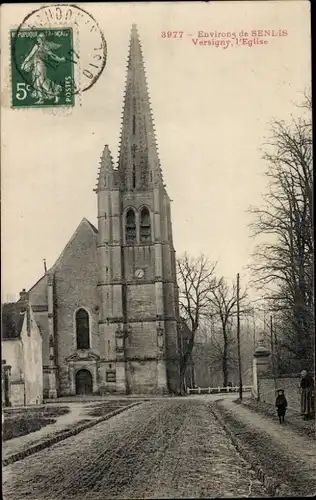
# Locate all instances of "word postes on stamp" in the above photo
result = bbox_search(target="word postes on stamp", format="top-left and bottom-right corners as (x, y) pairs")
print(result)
(11, 4), (107, 109)
(11, 28), (75, 108)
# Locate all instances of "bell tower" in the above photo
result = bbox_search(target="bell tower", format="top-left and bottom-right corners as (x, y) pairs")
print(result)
(96, 25), (180, 394)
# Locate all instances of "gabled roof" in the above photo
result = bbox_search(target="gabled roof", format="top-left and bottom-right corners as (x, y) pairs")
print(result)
(1, 302), (25, 340)
(85, 219), (98, 234)
(50, 218), (98, 272)
(27, 218), (98, 295)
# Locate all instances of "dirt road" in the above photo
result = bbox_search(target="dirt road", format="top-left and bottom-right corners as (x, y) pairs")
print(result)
(3, 399), (267, 499)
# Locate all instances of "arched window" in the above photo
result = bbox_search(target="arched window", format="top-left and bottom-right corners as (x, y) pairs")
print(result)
(140, 207), (151, 242)
(125, 209), (136, 244)
(76, 309), (90, 350)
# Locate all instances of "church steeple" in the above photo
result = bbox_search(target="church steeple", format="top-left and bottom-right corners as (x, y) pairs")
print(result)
(95, 144), (115, 193)
(94, 25), (180, 396)
(118, 24), (163, 190)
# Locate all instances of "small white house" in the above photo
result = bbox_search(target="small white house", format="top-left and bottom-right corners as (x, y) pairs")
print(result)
(2, 298), (43, 406)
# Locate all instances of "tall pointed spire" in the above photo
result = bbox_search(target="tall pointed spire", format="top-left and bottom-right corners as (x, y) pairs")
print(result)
(95, 144), (115, 192)
(118, 24), (163, 191)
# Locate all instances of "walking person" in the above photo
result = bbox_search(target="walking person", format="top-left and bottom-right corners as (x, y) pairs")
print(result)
(300, 370), (315, 420)
(275, 389), (287, 424)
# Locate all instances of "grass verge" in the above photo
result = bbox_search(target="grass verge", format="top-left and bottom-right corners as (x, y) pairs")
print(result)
(212, 401), (315, 497)
(3, 406), (70, 441)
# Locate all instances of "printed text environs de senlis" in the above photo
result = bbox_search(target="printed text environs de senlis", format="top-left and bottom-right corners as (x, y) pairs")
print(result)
(160, 29), (288, 48)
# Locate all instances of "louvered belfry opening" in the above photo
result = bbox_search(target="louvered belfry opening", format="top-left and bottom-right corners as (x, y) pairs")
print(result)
(140, 207), (151, 242)
(125, 208), (137, 244)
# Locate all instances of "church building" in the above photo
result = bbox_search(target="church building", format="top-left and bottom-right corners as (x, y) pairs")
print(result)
(5, 25), (181, 397)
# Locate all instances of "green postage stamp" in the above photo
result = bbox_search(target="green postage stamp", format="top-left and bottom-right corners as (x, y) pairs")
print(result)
(11, 28), (75, 108)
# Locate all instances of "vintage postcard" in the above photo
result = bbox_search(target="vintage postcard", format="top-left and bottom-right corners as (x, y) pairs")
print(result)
(1, 1), (314, 499)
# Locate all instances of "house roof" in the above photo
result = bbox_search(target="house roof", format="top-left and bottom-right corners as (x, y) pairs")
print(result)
(1, 302), (25, 340)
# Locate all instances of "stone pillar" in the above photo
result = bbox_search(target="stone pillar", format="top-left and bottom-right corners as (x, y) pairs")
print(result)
(157, 357), (168, 394)
(115, 323), (127, 393)
(47, 274), (58, 399)
(153, 188), (168, 393)
(253, 342), (271, 400)
(153, 190), (164, 319)
(2, 362), (12, 407)
(69, 363), (76, 395)
(156, 323), (168, 393)
(92, 365), (99, 394)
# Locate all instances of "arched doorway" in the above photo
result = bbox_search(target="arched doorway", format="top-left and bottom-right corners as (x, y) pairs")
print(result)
(75, 369), (93, 395)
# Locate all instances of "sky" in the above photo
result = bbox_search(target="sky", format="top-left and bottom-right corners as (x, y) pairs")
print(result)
(1, 1), (311, 301)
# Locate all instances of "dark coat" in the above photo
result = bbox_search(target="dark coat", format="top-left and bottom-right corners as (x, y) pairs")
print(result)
(276, 394), (287, 416)
(300, 375), (314, 389)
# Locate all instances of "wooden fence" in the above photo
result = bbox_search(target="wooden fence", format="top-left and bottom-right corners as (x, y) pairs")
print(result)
(187, 385), (253, 395)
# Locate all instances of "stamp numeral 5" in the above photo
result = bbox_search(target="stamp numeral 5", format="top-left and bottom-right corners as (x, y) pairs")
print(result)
(16, 83), (31, 100)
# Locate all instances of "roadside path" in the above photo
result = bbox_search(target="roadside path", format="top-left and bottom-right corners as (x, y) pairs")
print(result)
(216, 398), (316, 496)
(2, 403), (96, 461)
(241, 398), (315, 438)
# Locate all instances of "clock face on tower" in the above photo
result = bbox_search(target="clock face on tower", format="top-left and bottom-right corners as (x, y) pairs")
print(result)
(135, 268), (145, 279)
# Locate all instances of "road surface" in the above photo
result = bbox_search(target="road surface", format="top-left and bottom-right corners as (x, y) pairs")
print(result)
(3, 398), (267, 499)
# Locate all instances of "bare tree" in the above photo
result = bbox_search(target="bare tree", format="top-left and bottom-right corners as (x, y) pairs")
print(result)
(208, 277), (249, 387)
(192, 314), (255, 388)
(177, 253), (217, 393)
(194, 318), (237, 383)
(248, 94), (313, 370)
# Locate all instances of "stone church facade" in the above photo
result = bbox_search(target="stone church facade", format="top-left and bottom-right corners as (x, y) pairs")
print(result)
(19, 25), (181, 397)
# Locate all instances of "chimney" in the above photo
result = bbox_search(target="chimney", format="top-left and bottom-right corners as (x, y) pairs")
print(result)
(19, 288), (28, 303)
(19, 289), (31, 335)
(26, 304), (31, 336)
(20, 288), (28, 302)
